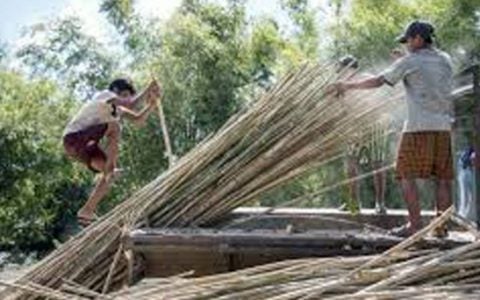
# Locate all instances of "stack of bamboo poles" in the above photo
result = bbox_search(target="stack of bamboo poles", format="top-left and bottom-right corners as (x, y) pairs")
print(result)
(108, 251), (480, 300)
(1, 63), (399, 299)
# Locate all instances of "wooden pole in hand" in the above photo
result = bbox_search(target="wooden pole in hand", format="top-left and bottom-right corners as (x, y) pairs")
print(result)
(151, 76), (176, 168)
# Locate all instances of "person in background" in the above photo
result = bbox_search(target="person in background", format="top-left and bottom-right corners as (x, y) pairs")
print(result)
(337, 55), (362, 212)
(457, 146), (476, 221)
(337, 55), (388, 215)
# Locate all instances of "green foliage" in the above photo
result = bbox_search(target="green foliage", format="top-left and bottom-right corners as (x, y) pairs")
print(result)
(100, 0), (135, 34)
(145, 1), (278, 153)
(329, 0), (480, 67)
(281, 0), (319, 59)
(0, 71), (89, 250)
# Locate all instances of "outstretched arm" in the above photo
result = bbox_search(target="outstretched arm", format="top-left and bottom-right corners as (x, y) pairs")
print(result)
(119, 100), (157, 127)
(331, 75), (385, 95)
(328, 54), (409, 96)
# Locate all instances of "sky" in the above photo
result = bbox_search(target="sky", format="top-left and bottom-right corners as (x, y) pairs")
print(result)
(0, 0), (183, 42)
(0, 0), (324, 44)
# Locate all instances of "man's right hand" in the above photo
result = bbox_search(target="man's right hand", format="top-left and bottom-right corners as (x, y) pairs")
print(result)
(147, 80), (162, 99)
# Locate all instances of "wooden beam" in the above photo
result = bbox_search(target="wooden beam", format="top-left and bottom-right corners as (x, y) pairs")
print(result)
(473, 64), (480, 227)
(129, 228), (467, 255)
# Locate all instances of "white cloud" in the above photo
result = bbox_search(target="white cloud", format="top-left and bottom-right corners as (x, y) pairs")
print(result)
(134, 0), (182, 20)
(60, 0), (110, 40)
(10, 0), (181, 45)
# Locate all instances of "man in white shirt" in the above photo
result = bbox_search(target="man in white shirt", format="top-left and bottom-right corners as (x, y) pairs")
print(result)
(63, 79), (160, 225)
(329, 21), (454, 237)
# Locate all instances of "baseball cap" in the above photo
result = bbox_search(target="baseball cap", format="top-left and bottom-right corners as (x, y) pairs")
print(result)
(396, 20), (435, 43)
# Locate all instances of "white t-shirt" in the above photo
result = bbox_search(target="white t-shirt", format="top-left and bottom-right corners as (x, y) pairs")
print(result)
(380, 48), (454, 132)
(63, 91), (119, 136)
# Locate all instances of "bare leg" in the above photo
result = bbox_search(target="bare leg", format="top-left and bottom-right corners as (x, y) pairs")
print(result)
(77, 167), (111, 220)
(342, 157), (360, 211)
(78, 122), (120, 221)
(435, 179), (452, 214)
(429, 179), (452, 238)
(401, 179), (422, 233)
(374, 161), (387, 214)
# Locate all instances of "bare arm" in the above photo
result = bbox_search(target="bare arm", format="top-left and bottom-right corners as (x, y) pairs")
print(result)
(343, 75), (385, 90)
(129, 80), (161, 107)
(119, 102), (156, 126)
(327, 75), (385, 96)
(129, 88), (148, 108)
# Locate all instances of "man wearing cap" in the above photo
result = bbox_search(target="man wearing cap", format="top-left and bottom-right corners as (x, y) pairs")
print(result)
(330, 21), (454, 237)
(63, 81), (160, 225)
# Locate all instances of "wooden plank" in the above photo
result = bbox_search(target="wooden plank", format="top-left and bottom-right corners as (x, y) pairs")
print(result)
(215, 207), (437, 231)
(130, 228), (471, 278)
(131, 229), (399, 247)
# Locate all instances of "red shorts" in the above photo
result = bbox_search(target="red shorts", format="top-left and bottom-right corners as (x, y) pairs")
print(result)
(63, 124), (108, 172)
(395, 131), (454, 180)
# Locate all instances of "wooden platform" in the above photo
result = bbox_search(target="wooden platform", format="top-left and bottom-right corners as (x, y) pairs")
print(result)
(214, 207), (438, 230)
(129, 208), (471, 278)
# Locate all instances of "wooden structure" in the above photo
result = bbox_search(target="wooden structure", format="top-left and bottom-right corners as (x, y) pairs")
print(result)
(128, 208), (469, 279)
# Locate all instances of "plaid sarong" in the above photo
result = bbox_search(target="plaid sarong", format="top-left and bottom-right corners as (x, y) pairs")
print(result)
(395, 131), (453, 180)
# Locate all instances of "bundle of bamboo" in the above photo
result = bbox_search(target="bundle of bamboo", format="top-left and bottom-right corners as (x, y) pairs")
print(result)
(2, 63), (398, 299)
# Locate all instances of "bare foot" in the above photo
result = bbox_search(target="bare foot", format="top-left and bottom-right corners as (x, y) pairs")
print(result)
(77, 209), (96, 226)
(389, 223), (420, 237)
(77, 215), (95, 226)
(375, 204), (387, 215)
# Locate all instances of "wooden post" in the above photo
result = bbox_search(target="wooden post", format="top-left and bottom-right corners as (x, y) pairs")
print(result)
(472, 64), (480, 227)
(149, 73), (176, 168)
(155, 95), (176, 168)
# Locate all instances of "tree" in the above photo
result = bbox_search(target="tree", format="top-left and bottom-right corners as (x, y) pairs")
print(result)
(0, 71), (89, 250)
(100, 0), (134, 34)
(16, 17), (116, 99)
(281, 0), (319, 59)
(328, 0), (480, 67)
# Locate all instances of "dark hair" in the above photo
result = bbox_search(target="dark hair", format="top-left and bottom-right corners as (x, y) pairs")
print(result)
(338, 55), (359, 69)
(108, 78), (136, 95)
(460, 146), (474, 169)
(398, 20), (435, 45)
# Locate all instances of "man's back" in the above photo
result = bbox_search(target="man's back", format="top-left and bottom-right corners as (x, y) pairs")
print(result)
(382, 48), (453, 132)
